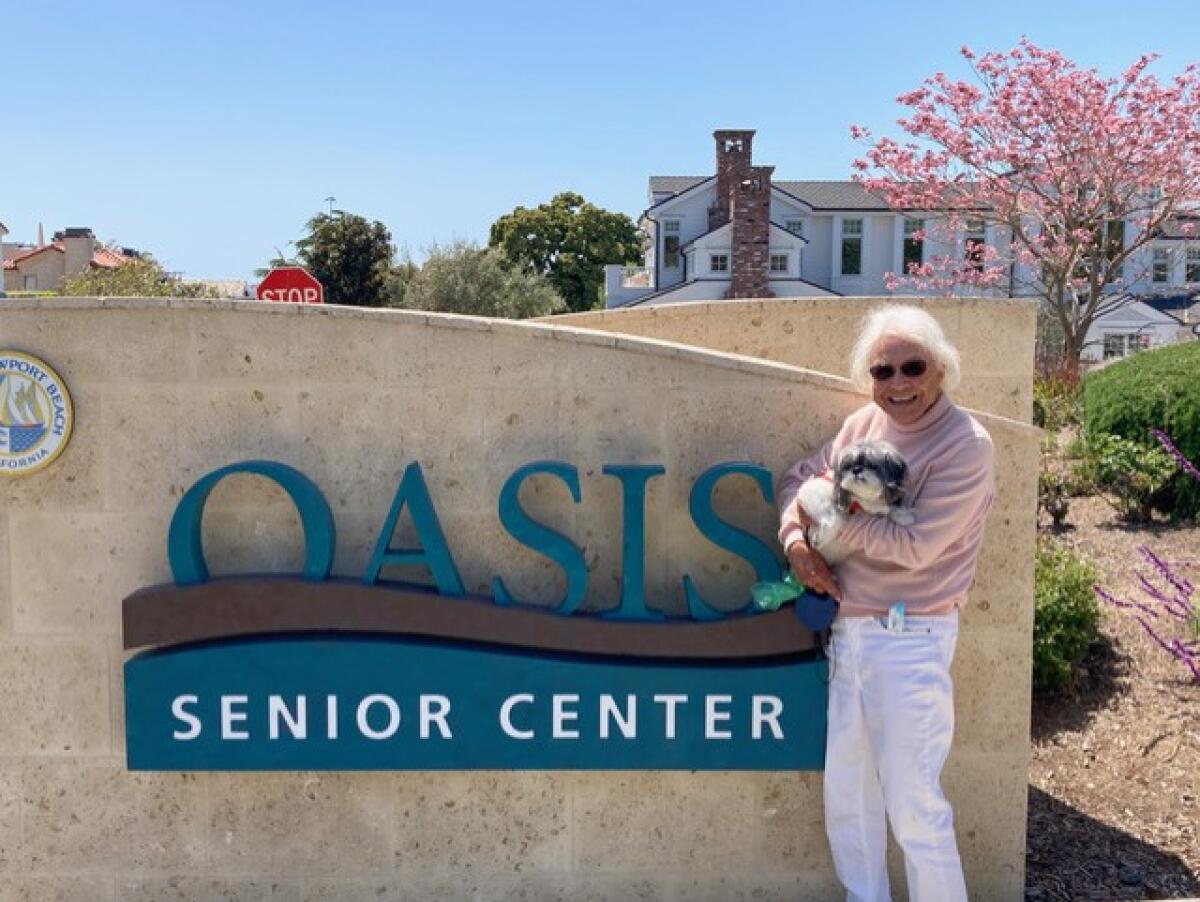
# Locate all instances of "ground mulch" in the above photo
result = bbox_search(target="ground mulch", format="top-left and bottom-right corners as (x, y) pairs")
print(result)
(1027, 494), (1199, 900)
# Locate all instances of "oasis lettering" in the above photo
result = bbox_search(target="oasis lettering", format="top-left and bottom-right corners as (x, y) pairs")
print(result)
(169, 459), (782, 619)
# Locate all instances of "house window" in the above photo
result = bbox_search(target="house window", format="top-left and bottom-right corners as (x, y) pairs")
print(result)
(841, 219), (863, 276)
(784, 219), (804, 237)
(662, 220), (681, 269)
(1152, 247), (1170, 283)
(1103, 333), (1151, 359)
(710, 254), (728, 273)
(964, 218), (986, 272)
(23, 275), (37, 290)
(770, 254), (788, 273)
(903, 219), (923, 273)
(1186, 247), (1200, 283)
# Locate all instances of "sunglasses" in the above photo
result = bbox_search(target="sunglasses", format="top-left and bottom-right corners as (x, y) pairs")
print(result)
(869, 359), (928, 381)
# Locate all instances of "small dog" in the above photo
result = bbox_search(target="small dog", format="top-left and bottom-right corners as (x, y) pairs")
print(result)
(795, 440), (914, 565)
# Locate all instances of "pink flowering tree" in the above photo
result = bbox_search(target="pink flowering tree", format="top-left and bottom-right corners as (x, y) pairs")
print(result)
(852, 40), (1200, 371)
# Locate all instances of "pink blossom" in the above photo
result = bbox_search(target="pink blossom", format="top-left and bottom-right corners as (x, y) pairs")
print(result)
(850, 40), (1200, 365)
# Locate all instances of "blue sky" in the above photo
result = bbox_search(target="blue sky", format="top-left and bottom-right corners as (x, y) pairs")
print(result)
(5, 0), (1198, 280)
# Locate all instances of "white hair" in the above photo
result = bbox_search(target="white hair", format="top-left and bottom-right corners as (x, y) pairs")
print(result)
(848, 305), (961, 394)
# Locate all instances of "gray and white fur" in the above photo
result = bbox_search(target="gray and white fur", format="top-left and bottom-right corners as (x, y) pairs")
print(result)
(796, 440), (914, 565)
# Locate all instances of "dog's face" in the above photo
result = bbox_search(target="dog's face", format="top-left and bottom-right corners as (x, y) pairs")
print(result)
(833, 441), (908, 509)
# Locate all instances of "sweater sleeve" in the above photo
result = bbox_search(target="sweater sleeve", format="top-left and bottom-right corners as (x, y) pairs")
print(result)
(836, 435), (995, 570)
(775, 439), (834, 554)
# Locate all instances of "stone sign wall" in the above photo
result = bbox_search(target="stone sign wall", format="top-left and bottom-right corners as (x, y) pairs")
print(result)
(551, 296), (1036, 422)
(0, 297), (1038, 900)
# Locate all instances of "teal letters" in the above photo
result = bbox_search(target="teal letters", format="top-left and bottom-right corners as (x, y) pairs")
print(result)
(492, 461), (588, 613)
(601, 464), (666, 621)
(168, 460), (335, 587)
(168, 459), (782, 617)
(683, 462), (782, 620)
(363, 462), (465, 596)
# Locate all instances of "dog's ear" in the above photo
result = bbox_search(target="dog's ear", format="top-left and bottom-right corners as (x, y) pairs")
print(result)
(882, 448), (909, 505)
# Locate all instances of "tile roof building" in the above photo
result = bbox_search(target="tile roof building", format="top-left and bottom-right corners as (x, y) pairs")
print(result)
(3, 227), (136, 293)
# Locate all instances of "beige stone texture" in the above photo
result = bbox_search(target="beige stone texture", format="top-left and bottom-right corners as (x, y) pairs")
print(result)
(0, 511), (10, 634)
(0, 298), (1038, 899)
(0, 876), (116, 902)
(550, 296), (1037, 422)
(0, 637), (110, 754)
(116, 878), (301, 902)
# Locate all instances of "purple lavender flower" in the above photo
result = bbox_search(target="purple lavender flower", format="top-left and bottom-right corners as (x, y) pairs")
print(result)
(1152, 429), (1200, 484)
(1096, 540), (1198, 682)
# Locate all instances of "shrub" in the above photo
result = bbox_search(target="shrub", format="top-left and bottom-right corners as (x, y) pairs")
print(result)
(1033, 540), (1100, 692)
(1080, 433), (1177, 522)
(1033, 373), (1082, 431)
(1038, 469), (1070, 528)
(1083, 342), (1200, 519)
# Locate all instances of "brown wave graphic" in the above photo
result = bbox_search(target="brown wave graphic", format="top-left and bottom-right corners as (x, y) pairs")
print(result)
(122, 576), (819, 660)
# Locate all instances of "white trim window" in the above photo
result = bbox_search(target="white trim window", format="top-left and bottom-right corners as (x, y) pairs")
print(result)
(23, 275), (37, 290)
(784, 219), (804, 238)
(902, 219), (924, 273)
(662, 220), (681, 269)
(1103, 332), (1151, 359)
(1186, 246), (1200, 283)
(840, 219), (863, 276)
(1152, 247), (1170, 283)
(964, 218), (986, 272)
(769, 253), (788, 273)
(710, 254), (729, 273)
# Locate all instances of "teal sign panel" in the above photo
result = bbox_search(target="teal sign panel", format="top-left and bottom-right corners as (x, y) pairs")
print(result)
(125, 636), (827, 771)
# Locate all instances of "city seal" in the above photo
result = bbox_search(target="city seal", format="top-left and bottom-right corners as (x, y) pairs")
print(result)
(0, 351), (74, 477)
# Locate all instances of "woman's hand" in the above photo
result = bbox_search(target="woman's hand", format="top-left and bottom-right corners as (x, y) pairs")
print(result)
(786, 540), (842, 601)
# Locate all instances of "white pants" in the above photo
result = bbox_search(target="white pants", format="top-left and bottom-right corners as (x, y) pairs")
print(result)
(824, 613), (968, 902)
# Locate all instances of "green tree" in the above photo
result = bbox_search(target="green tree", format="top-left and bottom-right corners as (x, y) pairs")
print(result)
(395, 241), (565, 319)
(60, 255), (216, 298)
(289, 211), (395, 306)
(488, 192), (641, 313)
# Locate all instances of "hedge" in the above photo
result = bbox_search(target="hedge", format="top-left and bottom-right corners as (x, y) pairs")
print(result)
(1083, 342), (1200, 519)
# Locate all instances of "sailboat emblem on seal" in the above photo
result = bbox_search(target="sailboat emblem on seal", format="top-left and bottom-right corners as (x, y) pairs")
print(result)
(0, 351), (74, 476)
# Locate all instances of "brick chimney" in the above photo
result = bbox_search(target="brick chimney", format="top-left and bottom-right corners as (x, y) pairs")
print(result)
(709, 129), (755, 231)
(727, 165), (774, 299)
(61, 227), (95, 278)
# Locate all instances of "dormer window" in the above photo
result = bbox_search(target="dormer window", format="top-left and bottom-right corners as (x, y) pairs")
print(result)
(1153, 247), (1170, 283)
(785, 219), (804, 237)
(964, 218), (986, 272)
(903, 219), (924, 272)
(770, 254), (788, 273)
(841, 219), (863, 276)
(710, 254), (729, 273)
(663, 220), (681, 269)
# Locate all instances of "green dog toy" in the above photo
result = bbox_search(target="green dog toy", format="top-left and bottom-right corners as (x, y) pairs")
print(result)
(750, 570), (807, 611)
(751, 570), (840, 631)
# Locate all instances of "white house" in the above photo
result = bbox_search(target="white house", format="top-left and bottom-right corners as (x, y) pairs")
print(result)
(604, 130), (980, 308)
(1080, 216), (1200, 361)
(605, 132), (1200, 364)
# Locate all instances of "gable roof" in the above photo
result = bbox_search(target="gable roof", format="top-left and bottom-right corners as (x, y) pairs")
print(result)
(3, 241), (133, 271)
(1139, 292), (1200, 322)
(648, 176), (891, 211)
(680, 220), (810, 252)
(1156, 216), (1200, 240)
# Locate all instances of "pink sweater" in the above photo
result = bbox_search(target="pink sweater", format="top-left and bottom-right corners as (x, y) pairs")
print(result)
(776, 393), (995, 618)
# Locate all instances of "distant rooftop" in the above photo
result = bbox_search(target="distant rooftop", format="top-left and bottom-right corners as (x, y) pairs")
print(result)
(649, 176), (890, 211)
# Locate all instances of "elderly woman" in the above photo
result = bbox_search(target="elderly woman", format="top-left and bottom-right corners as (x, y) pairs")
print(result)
(776, 305), (995, 902)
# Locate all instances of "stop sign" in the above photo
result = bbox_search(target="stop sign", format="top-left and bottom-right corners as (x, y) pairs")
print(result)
(256, 267), (324, 304)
